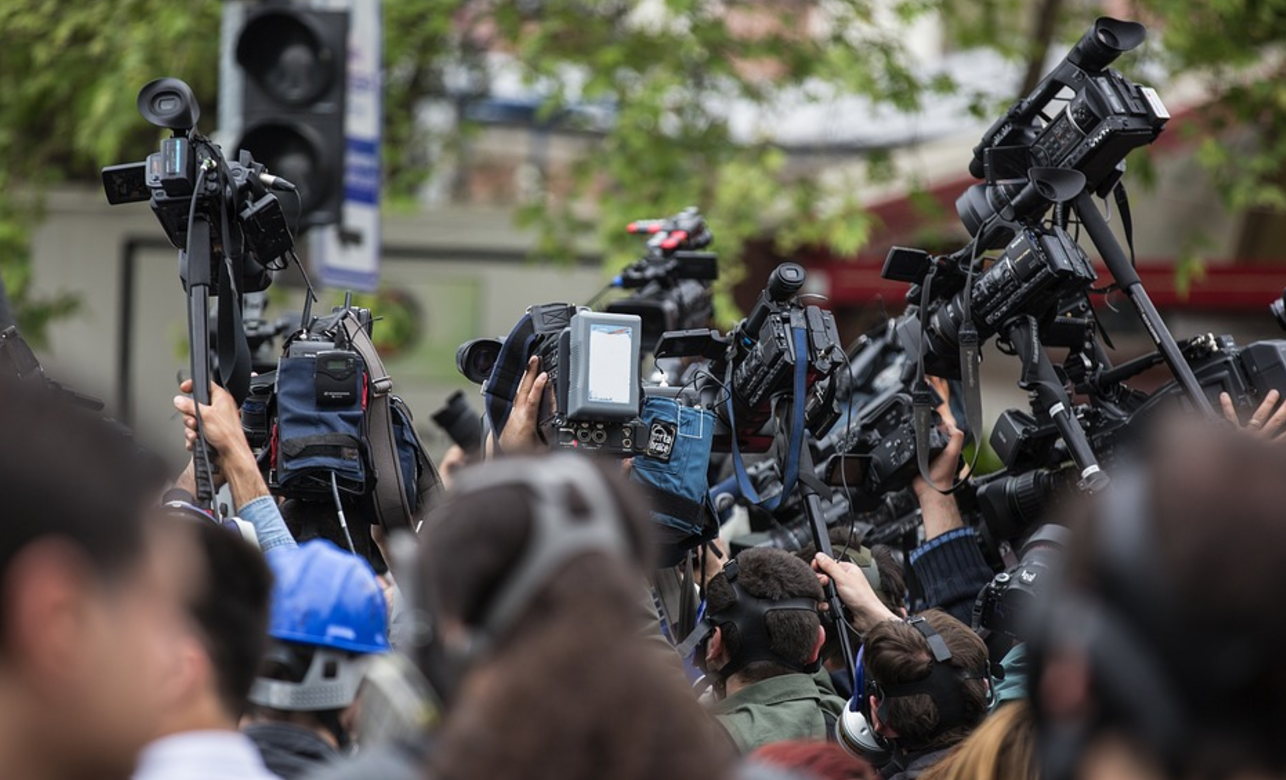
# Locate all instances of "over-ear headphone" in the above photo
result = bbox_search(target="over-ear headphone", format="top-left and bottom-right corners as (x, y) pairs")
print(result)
(836, 616), (991, 765)
(836, 643), (892, 764)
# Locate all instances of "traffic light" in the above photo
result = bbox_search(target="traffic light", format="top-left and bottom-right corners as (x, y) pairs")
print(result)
(235, 5), (348, 231)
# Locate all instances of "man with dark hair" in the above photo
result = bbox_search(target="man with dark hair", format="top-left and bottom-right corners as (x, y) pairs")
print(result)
(862, 609), (991, 778)
(0, 379), (194, 780)
(133, 515), (278, 780)
(699, 547), (845, 752)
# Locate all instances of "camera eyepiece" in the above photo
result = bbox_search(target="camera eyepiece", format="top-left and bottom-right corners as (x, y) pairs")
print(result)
(1067, 17), (1146, 72)
(767, 263), (806, 302)
(456, 338), (503, 386)
(137, 77), (200, 132)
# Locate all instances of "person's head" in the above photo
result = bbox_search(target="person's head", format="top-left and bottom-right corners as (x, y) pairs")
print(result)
(751, 739), (879, 780)
(1035, 419), (1286, 780)
(918, 701), (1037, 780)
(0, 379), (192, 779)
(158, 513), (273, 730)
(863, 609), (990, 754)
(279, 498), (383, 572)
(422, 454), (733, 780)
(701, 547), (826, 687)
(247, 540), (389, 746)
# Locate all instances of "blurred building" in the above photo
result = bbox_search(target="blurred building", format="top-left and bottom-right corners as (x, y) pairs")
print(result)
(25, 1), (1286, 464)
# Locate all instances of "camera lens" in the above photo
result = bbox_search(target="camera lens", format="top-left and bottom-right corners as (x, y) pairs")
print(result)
(455, 338), (503, 385)
(1271, 292), (1286, 333)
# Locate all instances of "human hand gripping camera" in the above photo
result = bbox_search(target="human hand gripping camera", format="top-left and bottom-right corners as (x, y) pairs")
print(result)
(173, 378), (296, 553)
(175, 379), (268, 503)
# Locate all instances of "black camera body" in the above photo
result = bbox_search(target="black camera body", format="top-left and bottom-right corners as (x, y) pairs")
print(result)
(103, 138), (287, 296)
(607, 207), (719, 351)
(969, 18), (1165, 196)
(657, 264), (845, 452)
(820, 389), (948, 508)
(431, 390), (483, 455)
(973, 524), (1068, 641)
(886, 226), (1098, 378)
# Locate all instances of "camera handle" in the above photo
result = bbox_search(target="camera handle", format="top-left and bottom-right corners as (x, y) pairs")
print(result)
(796, 443), (859, 685)
(182, 215), (218, 509)
(1072, 191), (1215, 417)
(1006, 316), (1109, 493)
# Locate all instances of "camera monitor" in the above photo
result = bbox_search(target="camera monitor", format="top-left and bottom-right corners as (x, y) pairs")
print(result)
(566, 312), (642, 422)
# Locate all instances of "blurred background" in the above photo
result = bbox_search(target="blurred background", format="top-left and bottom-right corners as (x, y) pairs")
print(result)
(3, 0), (1285, 466)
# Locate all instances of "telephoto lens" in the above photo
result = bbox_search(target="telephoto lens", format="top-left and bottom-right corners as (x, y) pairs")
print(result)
(431, 391), (483, 454)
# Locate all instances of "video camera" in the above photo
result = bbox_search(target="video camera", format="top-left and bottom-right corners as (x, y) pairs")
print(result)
(885, 224), (1099, 379)
(963, 17), (1168, 249)
(657, 262), (846, 451)
(458, 303), (649, 457)
(606, 207), (719, 351)
(102, 78), (293, 294)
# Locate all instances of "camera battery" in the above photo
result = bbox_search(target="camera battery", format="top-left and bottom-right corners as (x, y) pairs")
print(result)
(314, 350), (362, 407)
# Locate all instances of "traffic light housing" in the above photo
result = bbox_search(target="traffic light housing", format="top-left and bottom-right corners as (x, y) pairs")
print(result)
(235, 6), (348, 231)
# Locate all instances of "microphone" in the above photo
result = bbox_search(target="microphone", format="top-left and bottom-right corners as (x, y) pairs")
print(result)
(258, 172), (298, 192)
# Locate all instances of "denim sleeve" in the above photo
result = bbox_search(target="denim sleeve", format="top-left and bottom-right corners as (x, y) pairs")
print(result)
(236, 495), (297, 552)
(908, 527), (993, 626)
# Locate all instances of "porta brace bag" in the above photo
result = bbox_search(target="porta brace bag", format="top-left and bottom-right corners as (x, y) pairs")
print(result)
(273, 353), (370, 495)
(630, 395), (717, 568)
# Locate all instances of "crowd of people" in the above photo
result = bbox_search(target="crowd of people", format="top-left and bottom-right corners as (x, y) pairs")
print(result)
(5, 347), (1286, 780)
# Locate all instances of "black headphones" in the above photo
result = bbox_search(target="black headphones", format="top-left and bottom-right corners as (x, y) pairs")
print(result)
(869, 617), (991, 731)
(677, 558), (821, 680)
(837, 615), (990, 766)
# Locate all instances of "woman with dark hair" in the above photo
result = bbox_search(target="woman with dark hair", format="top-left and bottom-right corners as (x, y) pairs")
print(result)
(420, 454), (735, 780)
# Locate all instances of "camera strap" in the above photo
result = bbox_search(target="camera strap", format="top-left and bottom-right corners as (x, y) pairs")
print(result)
(340, 314), (437, 534)
(914, 247), (983, 495)
(1114, 181), (1136, 268)
(216, 237), (253, 404)
(725, 326), (809, 512)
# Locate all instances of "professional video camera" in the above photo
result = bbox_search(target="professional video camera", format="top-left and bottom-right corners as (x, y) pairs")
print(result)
(657, 262), (846, 451)
(885, 224), (1099, 380)
(102, 78), (293, 295)
(459, 303), (649, 456)
(807, 321), (951, 507)
(102, 77), (298, 507)
(605, 207), (719, 351)
(963, 17), (1168, 250)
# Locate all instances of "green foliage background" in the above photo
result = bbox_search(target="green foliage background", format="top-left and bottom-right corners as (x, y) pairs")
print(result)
(2, 0), (1285, 343)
